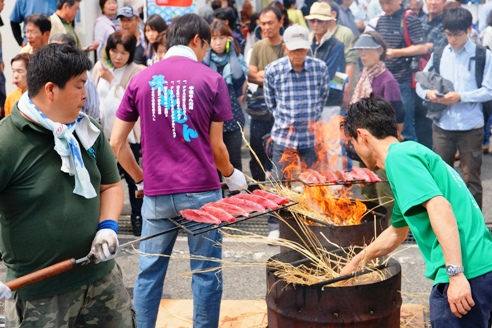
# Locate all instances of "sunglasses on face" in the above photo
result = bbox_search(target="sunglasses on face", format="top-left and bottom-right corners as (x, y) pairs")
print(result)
(308, 18), (327, 24)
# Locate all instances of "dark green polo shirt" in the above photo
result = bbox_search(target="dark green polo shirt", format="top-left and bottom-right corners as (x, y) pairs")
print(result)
(0, 105), (120, 300)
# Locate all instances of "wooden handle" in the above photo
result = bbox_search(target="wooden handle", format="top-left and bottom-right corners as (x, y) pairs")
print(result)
(6, 258), (76, 291)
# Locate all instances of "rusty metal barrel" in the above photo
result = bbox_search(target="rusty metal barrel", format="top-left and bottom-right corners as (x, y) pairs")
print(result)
(278, 200), (387, 253)
(266, 250), (402, 328)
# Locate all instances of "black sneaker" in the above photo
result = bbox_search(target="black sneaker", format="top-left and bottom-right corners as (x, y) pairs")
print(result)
(131, 215), (142, 237)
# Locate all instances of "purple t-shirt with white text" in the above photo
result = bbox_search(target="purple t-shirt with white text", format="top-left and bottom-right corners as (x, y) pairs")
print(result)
(117, 56), (233, 196)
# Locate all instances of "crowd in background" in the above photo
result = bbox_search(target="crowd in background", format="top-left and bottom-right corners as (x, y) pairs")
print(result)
(0, 0), (490, 237)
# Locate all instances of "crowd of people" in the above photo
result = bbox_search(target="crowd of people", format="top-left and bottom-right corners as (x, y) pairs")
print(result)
(0, 0), (491, 327)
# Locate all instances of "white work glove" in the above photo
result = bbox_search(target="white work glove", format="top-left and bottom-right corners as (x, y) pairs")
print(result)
(88, 229), (119, 264)
(135, 180), (144, 198)
(0, 281), (12, 300)
(224, 169), (248, 191)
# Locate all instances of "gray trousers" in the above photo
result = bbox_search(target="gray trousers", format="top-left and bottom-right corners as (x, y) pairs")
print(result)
(432, 125), (483, 209)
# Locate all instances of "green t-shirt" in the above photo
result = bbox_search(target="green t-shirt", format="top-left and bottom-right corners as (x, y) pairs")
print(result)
(0, 106), (120, 300)
(250, 38), (284, 72)
(386, 141), (492, 284)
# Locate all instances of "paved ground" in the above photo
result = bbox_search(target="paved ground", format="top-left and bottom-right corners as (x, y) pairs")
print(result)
(1, 142), (492, 324)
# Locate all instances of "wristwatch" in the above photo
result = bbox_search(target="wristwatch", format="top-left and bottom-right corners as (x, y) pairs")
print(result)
(446, 264), (464, 276)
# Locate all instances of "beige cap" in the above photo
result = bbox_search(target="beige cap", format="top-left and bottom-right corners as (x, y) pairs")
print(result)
(305, 2), (336, 21)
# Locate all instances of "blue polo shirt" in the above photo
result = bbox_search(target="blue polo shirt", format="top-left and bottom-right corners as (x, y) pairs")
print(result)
(9, 0), (57, 23)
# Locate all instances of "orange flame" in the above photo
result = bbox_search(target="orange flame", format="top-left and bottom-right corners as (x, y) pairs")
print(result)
(278, 116), (366, 226)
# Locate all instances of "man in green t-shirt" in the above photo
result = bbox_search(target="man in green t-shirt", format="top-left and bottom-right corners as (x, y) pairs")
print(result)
(0, 44), (134, 326)
(341, 96), (492, 327)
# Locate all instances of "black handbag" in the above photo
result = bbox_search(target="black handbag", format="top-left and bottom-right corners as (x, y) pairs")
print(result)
(246, 90), (273, 121)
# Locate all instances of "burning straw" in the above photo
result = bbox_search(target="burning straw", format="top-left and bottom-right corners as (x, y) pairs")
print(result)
(133, 214), (390, 288)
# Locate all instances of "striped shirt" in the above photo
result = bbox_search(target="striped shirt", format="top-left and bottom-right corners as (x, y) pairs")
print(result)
(264, 56), (330, 149)
(376, 7), (425, 82)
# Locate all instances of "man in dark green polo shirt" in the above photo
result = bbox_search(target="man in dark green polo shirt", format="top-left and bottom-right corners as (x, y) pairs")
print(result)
(0, 44), (135, 327)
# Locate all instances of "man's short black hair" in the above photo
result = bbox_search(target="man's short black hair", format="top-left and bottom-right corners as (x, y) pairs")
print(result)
(56, 0), (81, 10)
(25, 14), (52, 34)
(259, 6), (282, 21)
(442, 7), (472, 33)
(166, 13), (211, 48)
(27, 43), (92, 97)
(344, 96), (398, 141)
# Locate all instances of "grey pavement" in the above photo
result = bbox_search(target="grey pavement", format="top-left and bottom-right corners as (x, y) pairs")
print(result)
(1, 143), (492, 318)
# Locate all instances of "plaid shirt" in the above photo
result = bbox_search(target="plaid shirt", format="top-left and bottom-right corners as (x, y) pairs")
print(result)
(264, 56), (330, 149)
(420, 14), (447, 55)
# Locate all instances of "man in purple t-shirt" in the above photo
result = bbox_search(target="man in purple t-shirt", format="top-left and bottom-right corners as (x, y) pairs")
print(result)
(110, 14), (248, 328)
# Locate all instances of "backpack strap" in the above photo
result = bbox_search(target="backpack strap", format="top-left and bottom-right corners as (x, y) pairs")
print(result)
(402, 10), (415, 47)
(475, 45), (492, 122)
(475, 45), (486, 87)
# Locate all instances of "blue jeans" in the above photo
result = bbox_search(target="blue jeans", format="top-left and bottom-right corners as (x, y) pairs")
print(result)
(134, 190), (223, 328)
(400, 82), (416, 141)
(430, 271), (492, 327)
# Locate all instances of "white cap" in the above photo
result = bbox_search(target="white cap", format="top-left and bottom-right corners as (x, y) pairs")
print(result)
(283, 24), (310, 50)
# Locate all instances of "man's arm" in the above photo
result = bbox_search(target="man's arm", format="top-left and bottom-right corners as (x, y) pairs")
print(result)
(458, 49), (492, 104)
(387, 13), (427, 59)
(209, 121), (234, 177)
(423, 196), (474, 318)
(386, 44), (428, 59)
(263, 66), (276, 112)
(10, 21), (23, 46)
(248, 65), (265, 86)
(110, 118), (143, 183)
(343, 62), (356, 108)
(9, 0), (25, 46)
(340, 225), (409, 275)
(99, 182), (124, 223)
(87, 181), (123, 264)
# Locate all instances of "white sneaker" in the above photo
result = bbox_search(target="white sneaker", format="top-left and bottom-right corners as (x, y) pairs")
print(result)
(267, 230), (280, 245)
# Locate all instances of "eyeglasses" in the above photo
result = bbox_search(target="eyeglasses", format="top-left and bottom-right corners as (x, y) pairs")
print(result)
(25, 29), (42, 36)
(444, 30), (466, 38)
(202, 38), (211, 51)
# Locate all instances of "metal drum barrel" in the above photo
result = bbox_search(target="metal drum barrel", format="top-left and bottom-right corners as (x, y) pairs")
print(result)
(266, 250), (402, 328)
